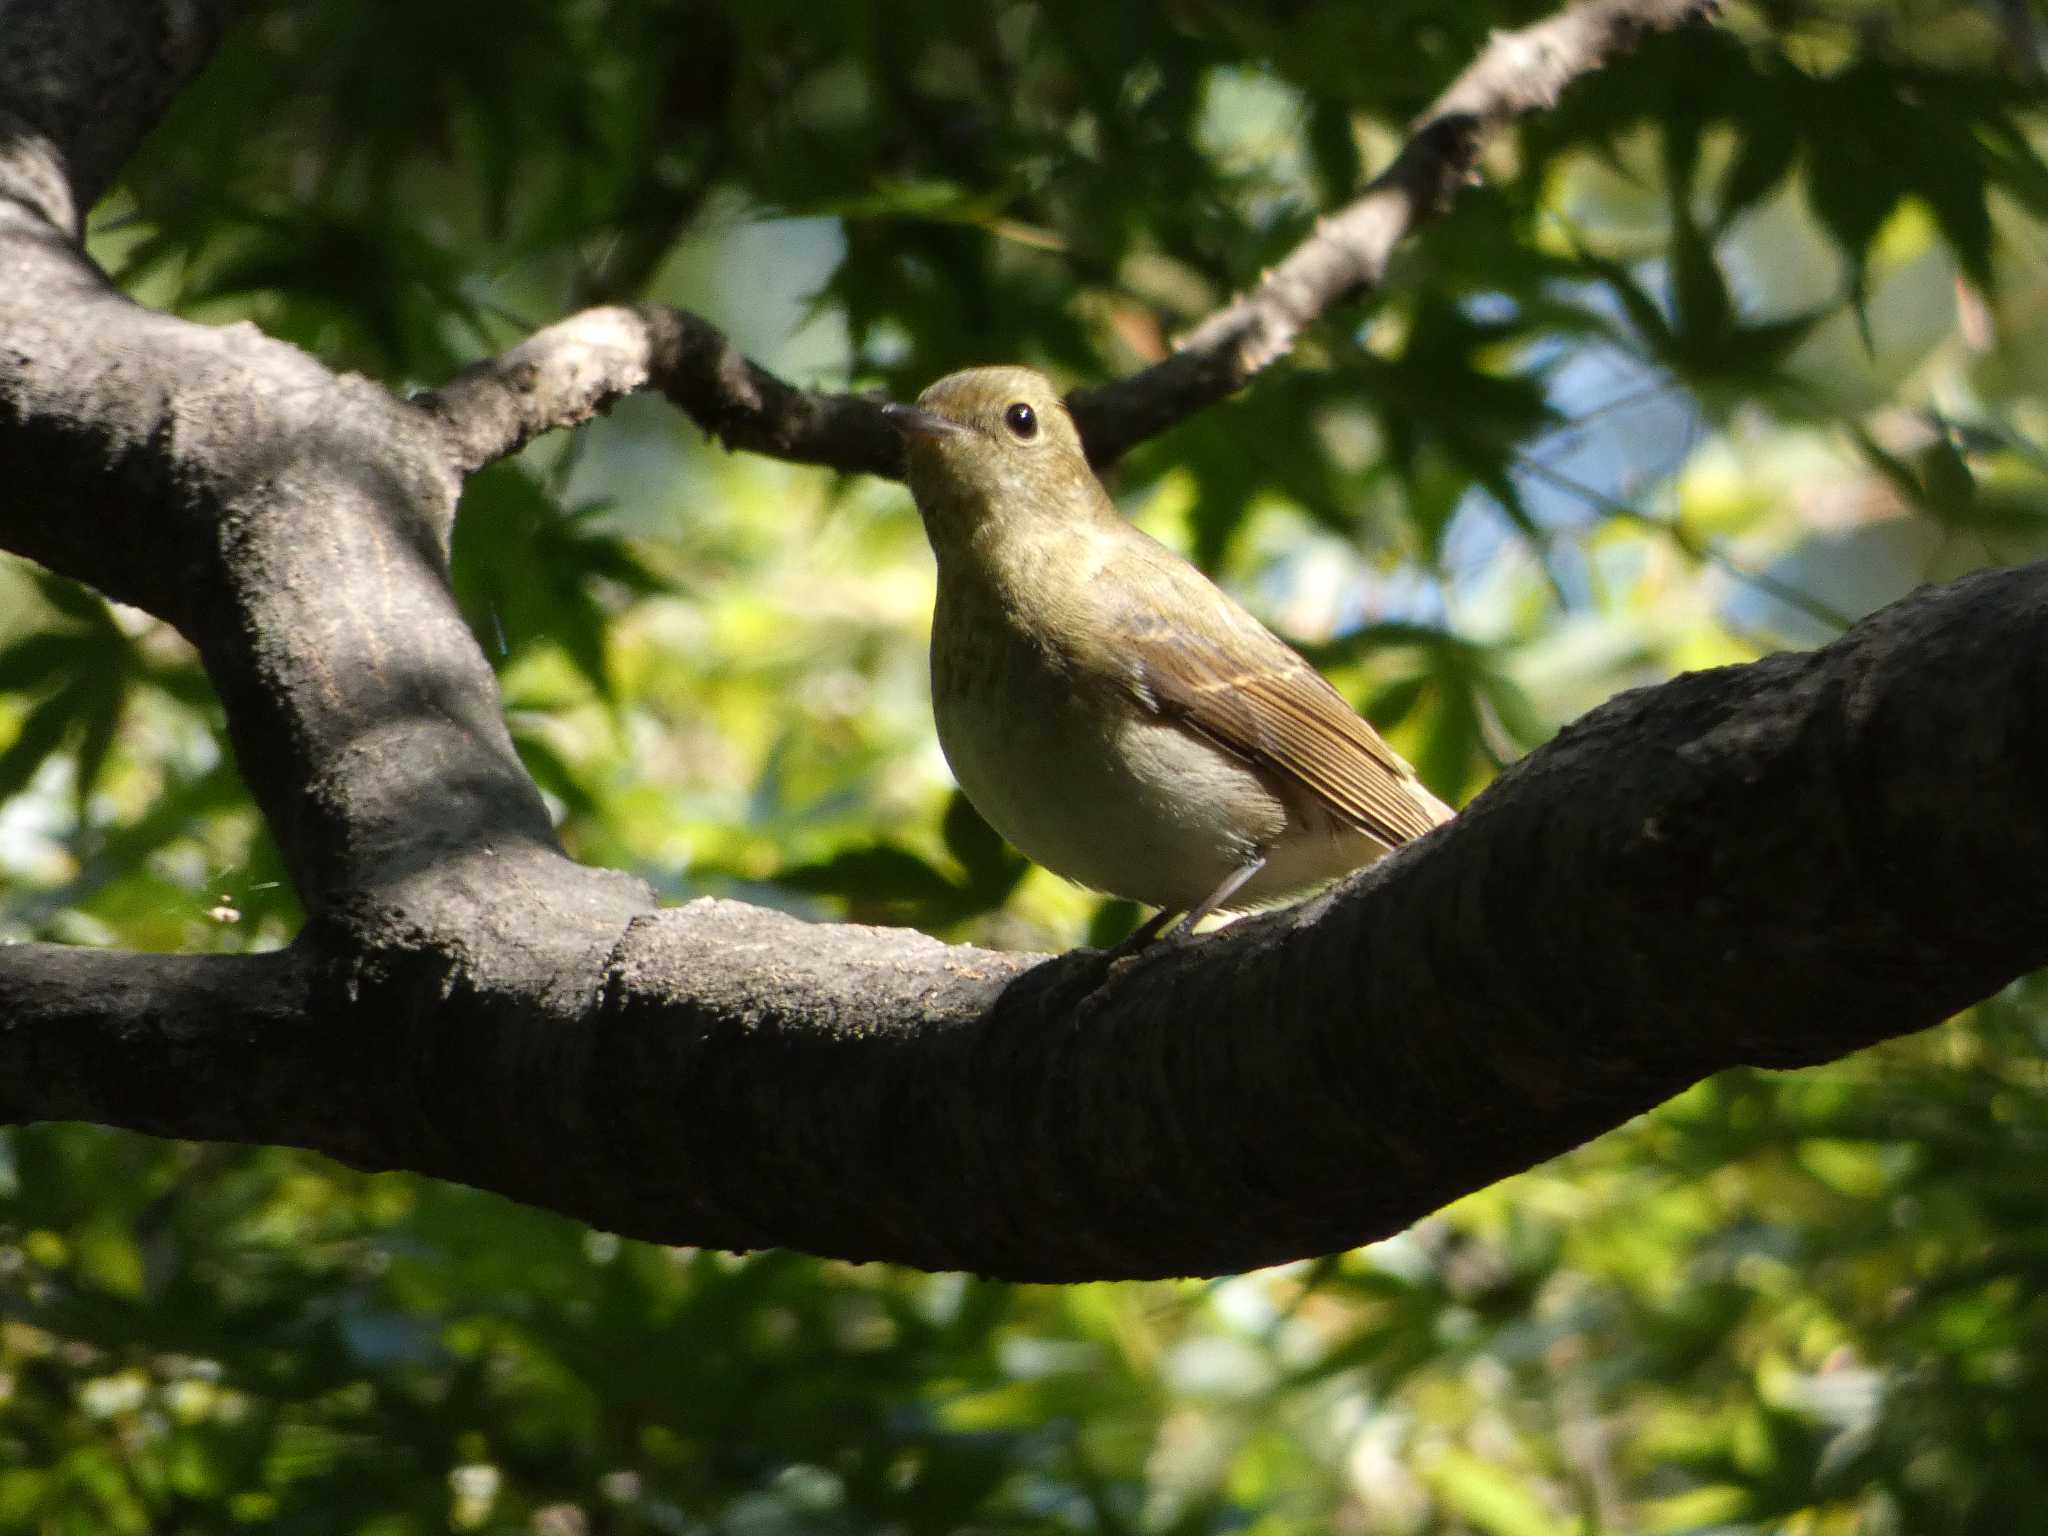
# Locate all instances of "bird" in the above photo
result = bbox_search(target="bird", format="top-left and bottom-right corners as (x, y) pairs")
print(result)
(883, 364), (1453, 940)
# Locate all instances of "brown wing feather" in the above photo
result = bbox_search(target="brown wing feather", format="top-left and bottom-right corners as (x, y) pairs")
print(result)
(1111, 575), (1452, 849)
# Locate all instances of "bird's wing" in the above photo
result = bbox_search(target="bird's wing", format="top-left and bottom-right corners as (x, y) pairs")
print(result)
(1111, 574), (1452, 849)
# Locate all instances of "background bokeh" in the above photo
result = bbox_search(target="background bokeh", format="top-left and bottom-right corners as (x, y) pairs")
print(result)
(8, 0), (2048, 1529)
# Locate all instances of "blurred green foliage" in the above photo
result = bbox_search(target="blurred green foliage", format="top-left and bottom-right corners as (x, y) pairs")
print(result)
(8, 0), (2048, 1527)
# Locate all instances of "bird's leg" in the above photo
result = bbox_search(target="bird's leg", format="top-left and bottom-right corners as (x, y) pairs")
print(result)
(1167, 854), (1268, 940)
(1083, 856), (1267, 999)
(1060, 908), (1175, 1004)
(1101, 907), (1174, 961)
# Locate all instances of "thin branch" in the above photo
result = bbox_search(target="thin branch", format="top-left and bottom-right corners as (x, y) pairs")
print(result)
(1636, 509), (1856, 634)
(1074, 0), (1725, 462)
(415, 305), (905, 480)
(418, 0), (1724, 479)
(1513, 453), (1857, 633)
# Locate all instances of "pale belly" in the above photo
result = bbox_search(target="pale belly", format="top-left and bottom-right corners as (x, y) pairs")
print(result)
(934, 644), (1384, 914)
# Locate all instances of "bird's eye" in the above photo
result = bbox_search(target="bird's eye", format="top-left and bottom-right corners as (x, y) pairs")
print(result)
(1003, 401), (1038, 440)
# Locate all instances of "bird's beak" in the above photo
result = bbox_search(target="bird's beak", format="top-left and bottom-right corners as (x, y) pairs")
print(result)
(882, 401), (967, 441)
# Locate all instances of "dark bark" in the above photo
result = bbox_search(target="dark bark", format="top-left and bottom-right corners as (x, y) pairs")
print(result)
(5, 562), (2047, 1279)
(10, 0), (2036, 1284)
(0, 0), (242, 232)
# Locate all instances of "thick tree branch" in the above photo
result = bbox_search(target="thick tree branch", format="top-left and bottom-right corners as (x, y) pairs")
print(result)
(14, 0), (2030, 1285)
(5, 562), (2048, 1279)
(0, 5), (648, 919)
(417, 0), (1721, 478)
(0, 0), (242, 233)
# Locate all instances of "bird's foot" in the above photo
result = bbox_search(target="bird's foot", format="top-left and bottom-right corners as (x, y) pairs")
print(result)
(1064, 909), (1176, 1000)
(1105, 908), (1173, 960)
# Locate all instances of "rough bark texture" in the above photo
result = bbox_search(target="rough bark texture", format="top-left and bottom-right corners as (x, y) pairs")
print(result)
(8, 0), (2037, 1284)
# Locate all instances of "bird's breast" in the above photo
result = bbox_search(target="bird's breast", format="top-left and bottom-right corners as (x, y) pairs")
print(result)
(930, 588), (1293, 910)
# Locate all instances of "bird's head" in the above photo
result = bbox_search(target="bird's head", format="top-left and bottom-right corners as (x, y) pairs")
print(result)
(883, 366), (1100, 546)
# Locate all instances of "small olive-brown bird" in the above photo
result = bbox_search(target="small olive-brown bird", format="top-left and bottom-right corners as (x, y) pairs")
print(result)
(885, 365), (1453, 936)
